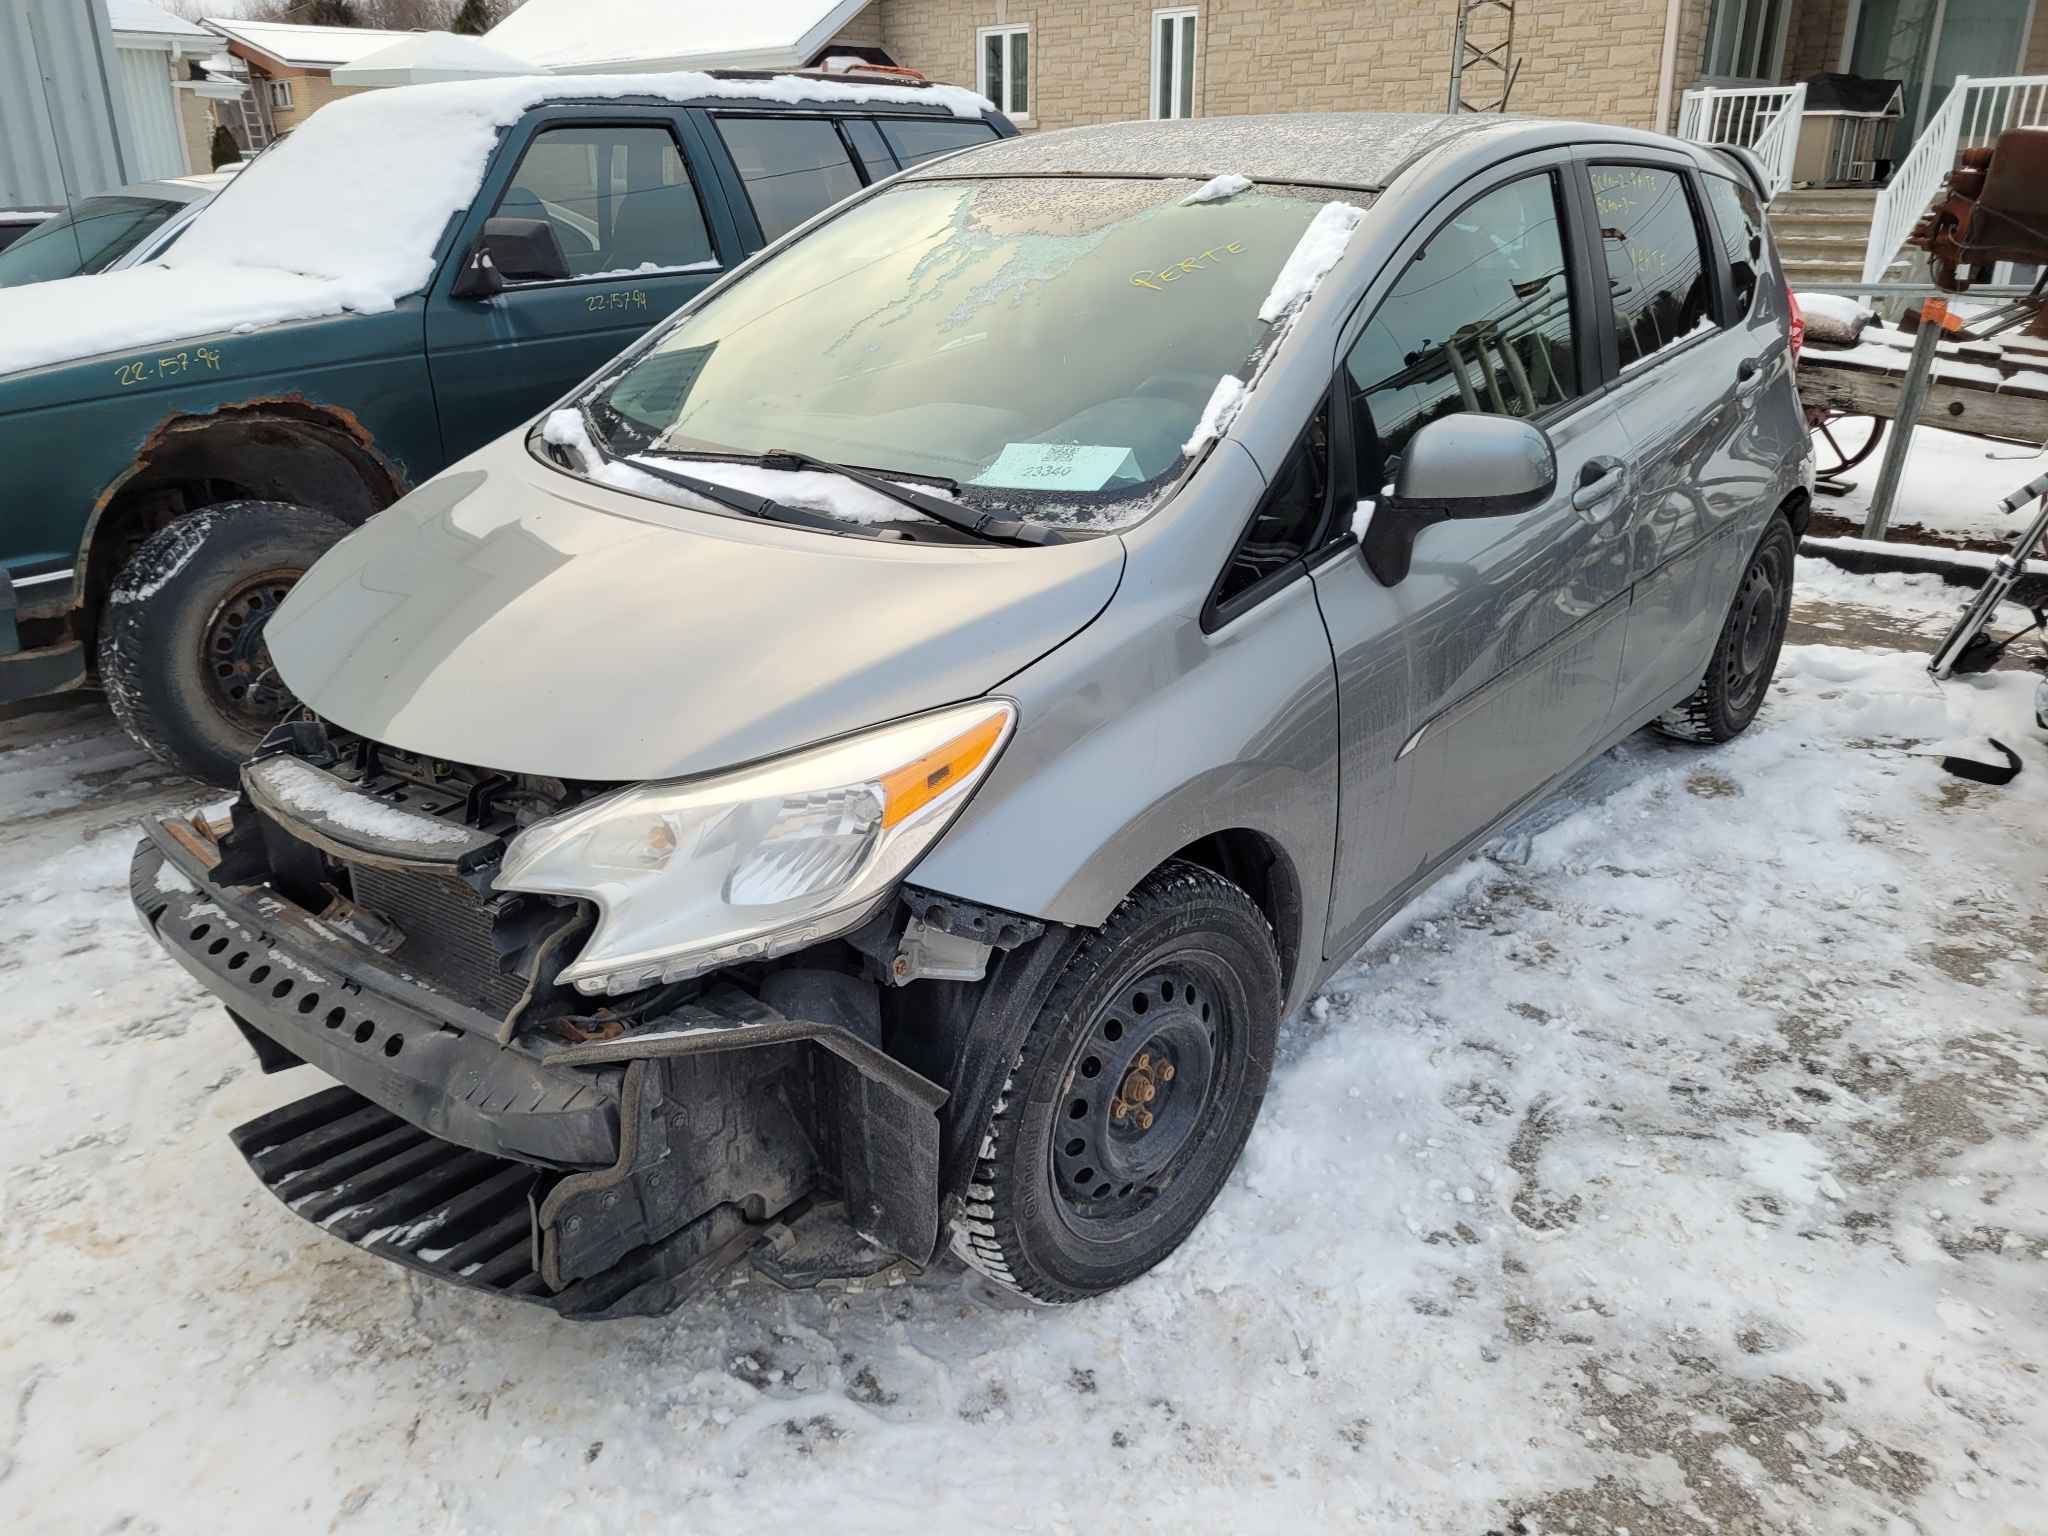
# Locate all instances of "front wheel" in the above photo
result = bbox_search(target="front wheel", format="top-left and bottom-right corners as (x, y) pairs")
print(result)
(1656, 516), (1795, 744)
(98, 501), (347, 786)
(949, 861), (1281, 1303)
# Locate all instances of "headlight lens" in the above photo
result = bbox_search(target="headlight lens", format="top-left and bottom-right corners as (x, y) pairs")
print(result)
(495, 701), (1015, 995)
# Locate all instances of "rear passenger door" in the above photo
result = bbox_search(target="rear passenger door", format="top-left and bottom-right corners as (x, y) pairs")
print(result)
(425, 107), (735, 461)
(1317, 158), (1633, 958)
(1588, 153), (1788, 721)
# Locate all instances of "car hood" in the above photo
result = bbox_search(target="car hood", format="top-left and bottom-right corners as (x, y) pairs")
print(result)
(267, 438), (1126, 782)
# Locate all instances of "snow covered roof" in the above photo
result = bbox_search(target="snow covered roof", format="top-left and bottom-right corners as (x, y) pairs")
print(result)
(201, 19), (416, 71)
(108, 0), (212, 49)
(486, 0), (877, 73)
(330, 31), (535, 88)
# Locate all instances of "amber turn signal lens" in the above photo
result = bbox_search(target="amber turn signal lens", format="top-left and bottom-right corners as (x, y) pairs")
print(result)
(879, 713), (1007, 829)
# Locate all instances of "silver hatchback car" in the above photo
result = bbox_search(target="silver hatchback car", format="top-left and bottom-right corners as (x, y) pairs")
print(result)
(133, 112), (1810, 1316)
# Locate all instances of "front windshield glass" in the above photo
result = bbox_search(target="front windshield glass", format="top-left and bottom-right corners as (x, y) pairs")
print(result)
(579, 176), (1352, 530)
(0, 196), (177, 287)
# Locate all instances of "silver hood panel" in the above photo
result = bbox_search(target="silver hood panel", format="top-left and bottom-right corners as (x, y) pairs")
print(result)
(267, 438), (1124, 782)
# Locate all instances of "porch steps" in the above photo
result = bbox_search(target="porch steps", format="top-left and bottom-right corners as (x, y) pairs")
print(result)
(1768, 188), (1913, 290)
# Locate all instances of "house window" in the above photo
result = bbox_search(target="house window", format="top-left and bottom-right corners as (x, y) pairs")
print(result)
(1702, 0), (1790, 81)
(268, 79), (294, 111)
(1152, 8), (1198, 119)
(978, 25), (1029, 118)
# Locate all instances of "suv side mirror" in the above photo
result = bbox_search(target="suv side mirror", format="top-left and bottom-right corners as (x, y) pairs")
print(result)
(450, 216), (569, 299)
(1360, 414), (1558, 586)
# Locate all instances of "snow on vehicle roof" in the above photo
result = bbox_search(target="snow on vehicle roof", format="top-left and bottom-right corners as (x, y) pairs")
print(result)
(0, 70), (991, 379)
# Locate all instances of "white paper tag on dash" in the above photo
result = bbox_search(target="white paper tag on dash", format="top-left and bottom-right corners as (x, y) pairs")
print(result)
(971, 442), (1140, 491)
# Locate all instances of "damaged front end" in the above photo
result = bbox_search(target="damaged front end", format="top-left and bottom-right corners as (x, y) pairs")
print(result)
(133, 724), (1029, 1319)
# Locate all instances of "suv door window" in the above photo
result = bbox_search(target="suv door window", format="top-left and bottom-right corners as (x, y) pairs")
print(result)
(1587, 165), (1715, 368)
(877, 118), (1000, 168)
(1343, 173), (1579, 490)
(713, 117), (861, 243)
(1701, 172), (1765, 318)
(497, 124), (714, 279)
(843, 118), (898, 181)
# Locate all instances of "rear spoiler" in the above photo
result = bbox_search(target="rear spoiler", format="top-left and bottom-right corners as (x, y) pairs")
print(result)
(1705, 144), (1774, 204)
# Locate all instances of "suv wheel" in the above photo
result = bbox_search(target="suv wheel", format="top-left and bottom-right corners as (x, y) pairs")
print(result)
(1656, 516), (1795, 744)
(98, 502), (347, 786)
(949, 861), (1281, 1303)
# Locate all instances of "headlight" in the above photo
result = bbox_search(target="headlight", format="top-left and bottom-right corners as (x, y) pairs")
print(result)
(495, 700), (1016, 996)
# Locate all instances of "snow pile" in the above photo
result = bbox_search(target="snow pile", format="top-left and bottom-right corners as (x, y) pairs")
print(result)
(249, 755), (477, 847)
(543, 408), (931, 525)
(1258, 200), (1366, 323)
(1810, 423), (2048, 546)
(0, 70), (990, 377)
(1180, 374), (1247, 456)
(1181, 173), (1253, 206)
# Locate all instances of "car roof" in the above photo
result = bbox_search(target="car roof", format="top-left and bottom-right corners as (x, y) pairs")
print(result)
(535, 67), (1005, 120)
(904, 111), (1697, 192)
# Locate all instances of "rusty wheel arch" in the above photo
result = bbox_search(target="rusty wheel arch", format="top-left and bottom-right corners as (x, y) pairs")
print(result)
(74, 397), (410, 619)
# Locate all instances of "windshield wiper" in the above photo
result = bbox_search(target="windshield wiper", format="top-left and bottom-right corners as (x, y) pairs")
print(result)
(756, 447), (1067, 547)
(569, 407), (854, 537)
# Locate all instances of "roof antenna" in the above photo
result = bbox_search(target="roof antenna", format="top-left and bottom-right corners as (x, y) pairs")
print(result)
(1447, 0), (1520, 114)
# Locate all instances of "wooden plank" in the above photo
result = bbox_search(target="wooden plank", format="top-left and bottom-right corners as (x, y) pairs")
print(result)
(1799, 359), (2048, 441)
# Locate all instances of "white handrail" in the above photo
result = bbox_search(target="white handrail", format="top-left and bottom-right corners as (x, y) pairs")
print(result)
(1675, 83), (1806, 196)
(1863, 73), (2048, 287)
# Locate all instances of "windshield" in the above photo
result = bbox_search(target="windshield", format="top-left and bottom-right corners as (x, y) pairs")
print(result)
(578, 176), (1351, 530)
(0, 196), (179, 288)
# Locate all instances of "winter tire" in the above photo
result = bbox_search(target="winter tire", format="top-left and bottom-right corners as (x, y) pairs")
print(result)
(98, 501), (348, 786)
(948, 860), (1281, 1303)
(1656, 515), (1795, 744)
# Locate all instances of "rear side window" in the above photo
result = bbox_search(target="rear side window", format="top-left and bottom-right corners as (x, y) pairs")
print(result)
(843, 118), (898, 181)
(1344, 173), (1579, 488)
(1702, 172), (1765, 318)
(877, 118), (999, 168)
(714, 117), (861, 243)
(1587, 165), (1715, 368)
(498, 124), (714, 278)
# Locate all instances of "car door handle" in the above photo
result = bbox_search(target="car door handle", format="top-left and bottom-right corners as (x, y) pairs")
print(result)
(1735, 354), (1773, 396)
(1571, 459), (1628, 514)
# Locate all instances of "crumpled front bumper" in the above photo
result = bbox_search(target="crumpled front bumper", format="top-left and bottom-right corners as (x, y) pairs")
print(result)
(131, 818), (949, 1318)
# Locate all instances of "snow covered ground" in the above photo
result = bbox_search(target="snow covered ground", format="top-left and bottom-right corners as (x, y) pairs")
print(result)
(1814, 422), (2048, 548)
(2, 563), (2045, 1534)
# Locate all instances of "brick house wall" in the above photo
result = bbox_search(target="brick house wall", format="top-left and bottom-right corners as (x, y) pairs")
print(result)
(259, 71), (368, 135)
(858, 0), (1692, 133)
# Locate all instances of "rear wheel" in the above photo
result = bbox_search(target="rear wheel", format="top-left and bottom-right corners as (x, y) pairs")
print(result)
(949, 861), (1281, 1303)
(97, 501), (347, 785)
(1656, 516), (1795, 744)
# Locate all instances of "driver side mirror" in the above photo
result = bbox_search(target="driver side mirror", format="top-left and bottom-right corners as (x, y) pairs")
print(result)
(450, 215), (569, 299)
(1359, 413), (1558, 586)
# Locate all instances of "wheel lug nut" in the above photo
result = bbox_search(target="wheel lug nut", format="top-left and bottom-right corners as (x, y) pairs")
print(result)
(1159, 1063), (1175, 1082)
(1136, 1109), (1153, 1130)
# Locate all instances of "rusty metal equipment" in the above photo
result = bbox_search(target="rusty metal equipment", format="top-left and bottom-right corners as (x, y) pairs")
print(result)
(1911, 126), (2048, 306)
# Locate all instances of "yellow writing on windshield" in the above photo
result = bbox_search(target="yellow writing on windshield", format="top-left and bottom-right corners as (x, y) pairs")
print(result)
(1130, 241), (1247, 293)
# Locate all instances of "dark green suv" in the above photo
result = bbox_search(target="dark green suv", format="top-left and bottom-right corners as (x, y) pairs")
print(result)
(0, 69), (1010, 782)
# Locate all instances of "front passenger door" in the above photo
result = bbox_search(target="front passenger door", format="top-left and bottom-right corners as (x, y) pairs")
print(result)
(425, 110), (731, 461)
(1318, 164), (1633, 959)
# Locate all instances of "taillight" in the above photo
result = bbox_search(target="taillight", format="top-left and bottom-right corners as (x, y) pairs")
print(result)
(1786, 283), (1804, 363)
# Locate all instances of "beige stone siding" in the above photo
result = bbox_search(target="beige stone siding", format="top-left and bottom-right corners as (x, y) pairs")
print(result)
(870, 0), (1680, 134)
(261, 72), (368, 135)
(173, 71), (218, 175)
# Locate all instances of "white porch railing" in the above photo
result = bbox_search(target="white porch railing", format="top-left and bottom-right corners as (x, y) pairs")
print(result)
(1862, 74), (2048, 286)
(1676, 83), (1807, 196)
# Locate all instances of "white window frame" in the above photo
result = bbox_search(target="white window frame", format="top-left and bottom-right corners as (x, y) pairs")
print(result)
(976, 24), (1031, 122)
(1151, 8), (1199, 120)
(267, 78), (294, 111)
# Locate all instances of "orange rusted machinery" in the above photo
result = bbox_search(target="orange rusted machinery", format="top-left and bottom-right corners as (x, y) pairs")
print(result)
(1910, 126), (2048, 315)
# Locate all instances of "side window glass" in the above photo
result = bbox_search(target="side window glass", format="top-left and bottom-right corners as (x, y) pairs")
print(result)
(843, 118), (897, 182)
(498, 124), (714, 280)
(1215, 402), (1330, 609)
(877, 118), (999, 168)
(1702, 172), (1764, 319)
(714, 117), (861, 243)
(1343, 174), (1577, 490)
(1589, 165), (1715, 368)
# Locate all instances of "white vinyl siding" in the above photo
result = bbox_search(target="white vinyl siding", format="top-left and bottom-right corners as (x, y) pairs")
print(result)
(1152, 9), (1198, 119)
(115, 44), (191, 181)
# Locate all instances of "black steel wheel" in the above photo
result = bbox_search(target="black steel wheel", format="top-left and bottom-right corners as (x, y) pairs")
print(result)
(1656, 515), (1796, 744)
(1807, 409), (1885, 481)
(949, 861), (1280, 1304)
(98, 502), (347, 785)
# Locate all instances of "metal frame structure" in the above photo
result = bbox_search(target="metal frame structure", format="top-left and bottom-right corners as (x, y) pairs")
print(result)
(1447, 0), (1518, 114)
